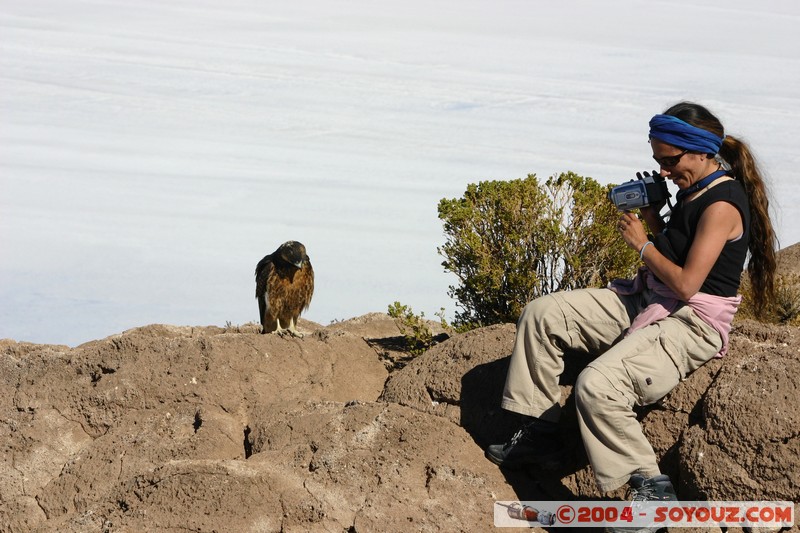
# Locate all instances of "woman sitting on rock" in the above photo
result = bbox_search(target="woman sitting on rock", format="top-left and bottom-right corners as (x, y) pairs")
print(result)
(486, 101), (776, 517)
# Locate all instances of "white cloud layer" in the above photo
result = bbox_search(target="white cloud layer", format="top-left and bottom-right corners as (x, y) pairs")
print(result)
(2, 0), (799, 345)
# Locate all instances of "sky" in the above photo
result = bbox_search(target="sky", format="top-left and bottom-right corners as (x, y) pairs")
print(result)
(2, 0), (799, 346)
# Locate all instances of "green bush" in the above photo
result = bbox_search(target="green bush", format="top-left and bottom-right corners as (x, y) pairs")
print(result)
(387, 302), (450, 355)
(737, 272), (800, 325)
(438, 172), (639, 328)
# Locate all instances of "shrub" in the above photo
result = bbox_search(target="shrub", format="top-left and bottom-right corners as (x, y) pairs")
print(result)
(438, 172), (639, 328)
(737, 272), (800, 325)
(387, 302), (450, 355)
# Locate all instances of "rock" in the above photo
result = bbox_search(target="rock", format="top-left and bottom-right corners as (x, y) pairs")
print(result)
(776, 242), (800, 277)
(0, 323), (388, 532)
(2, 307), (799, 531)
(380, 322), (517, 444)
(678, 321), (800, 501)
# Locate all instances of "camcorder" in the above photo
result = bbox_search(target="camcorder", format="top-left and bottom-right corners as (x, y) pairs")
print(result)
(608, 171), (671, 210)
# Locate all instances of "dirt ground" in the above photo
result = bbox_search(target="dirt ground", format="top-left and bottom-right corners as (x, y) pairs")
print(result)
(2, 247), (800, 532)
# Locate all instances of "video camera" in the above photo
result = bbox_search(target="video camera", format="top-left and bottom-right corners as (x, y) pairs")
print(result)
(608, 171), (671, 210)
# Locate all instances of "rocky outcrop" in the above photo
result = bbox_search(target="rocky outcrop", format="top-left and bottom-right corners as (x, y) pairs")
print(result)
(1, 321), (396, 532)
(2, 312), (798, 532)
(679, 320), (800, 501)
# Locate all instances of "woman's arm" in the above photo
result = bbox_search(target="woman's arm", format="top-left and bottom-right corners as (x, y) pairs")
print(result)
(619, 202), (743, 300)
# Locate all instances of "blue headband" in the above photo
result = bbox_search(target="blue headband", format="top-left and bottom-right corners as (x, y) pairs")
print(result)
(649, 114), (724, 154)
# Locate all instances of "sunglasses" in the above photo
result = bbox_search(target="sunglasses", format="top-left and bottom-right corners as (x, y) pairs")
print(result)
(653, 149), (689, 168)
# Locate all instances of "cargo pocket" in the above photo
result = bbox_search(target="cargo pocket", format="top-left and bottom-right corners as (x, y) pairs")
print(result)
(658, 330), (689, 379)
(621, 350), (681, 407)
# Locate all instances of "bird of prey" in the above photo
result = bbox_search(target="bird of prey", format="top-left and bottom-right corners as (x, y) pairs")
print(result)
(255, 241), (314, 337)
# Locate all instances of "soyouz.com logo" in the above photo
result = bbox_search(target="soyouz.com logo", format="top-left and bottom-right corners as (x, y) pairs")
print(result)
(494, 501), (794, 528)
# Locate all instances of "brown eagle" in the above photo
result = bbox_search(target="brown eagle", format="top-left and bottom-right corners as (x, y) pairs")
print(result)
(255, 241), (314, 337)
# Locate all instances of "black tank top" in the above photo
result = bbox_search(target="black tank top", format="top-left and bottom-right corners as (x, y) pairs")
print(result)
(653, 179), (750, 297)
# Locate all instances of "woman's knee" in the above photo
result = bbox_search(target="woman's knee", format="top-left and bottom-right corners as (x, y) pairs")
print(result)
(518, 293), (561, 327)
(574, 367), (602, 408)
(576, 364), (639, 416)
(574, 365), (625, 414)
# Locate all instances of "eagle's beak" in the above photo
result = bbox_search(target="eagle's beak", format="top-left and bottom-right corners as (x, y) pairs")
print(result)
(293, 261), (303, 269)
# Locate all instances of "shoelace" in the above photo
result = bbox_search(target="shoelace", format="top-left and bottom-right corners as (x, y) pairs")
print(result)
(504, 420), (558, 450)
(504, 427), (527, 450)
(630, 482), (674, 502)
(631, 485), (657, 501)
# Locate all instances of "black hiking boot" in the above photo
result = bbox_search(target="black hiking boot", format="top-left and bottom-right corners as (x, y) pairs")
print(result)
(606, 474), (677, 533)
(485, 418), (561, 470)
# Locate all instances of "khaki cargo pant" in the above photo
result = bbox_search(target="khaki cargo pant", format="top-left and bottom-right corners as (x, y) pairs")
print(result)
(501, 287), (722, 493)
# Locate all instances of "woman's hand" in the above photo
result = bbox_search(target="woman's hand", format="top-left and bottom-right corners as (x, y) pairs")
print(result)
(635, 170), (667, 234)
(618, 211), (649, 253)
(639, 203), (666, 234)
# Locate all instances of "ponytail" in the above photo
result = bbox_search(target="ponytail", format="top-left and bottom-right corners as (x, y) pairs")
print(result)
(719, 135), (777, 317)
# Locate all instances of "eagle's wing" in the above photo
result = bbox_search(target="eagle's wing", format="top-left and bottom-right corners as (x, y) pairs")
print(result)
(255, 254), (275, 326)
(299, 257), (314, 313)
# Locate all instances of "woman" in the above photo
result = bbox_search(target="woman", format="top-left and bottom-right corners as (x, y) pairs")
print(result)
(486, 102), (776, 505)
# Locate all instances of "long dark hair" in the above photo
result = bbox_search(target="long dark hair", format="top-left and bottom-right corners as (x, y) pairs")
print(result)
(664, 101), (776, 317)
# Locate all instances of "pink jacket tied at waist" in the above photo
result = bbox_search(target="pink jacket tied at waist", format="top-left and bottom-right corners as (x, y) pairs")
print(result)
(608, 267), (741, 357)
